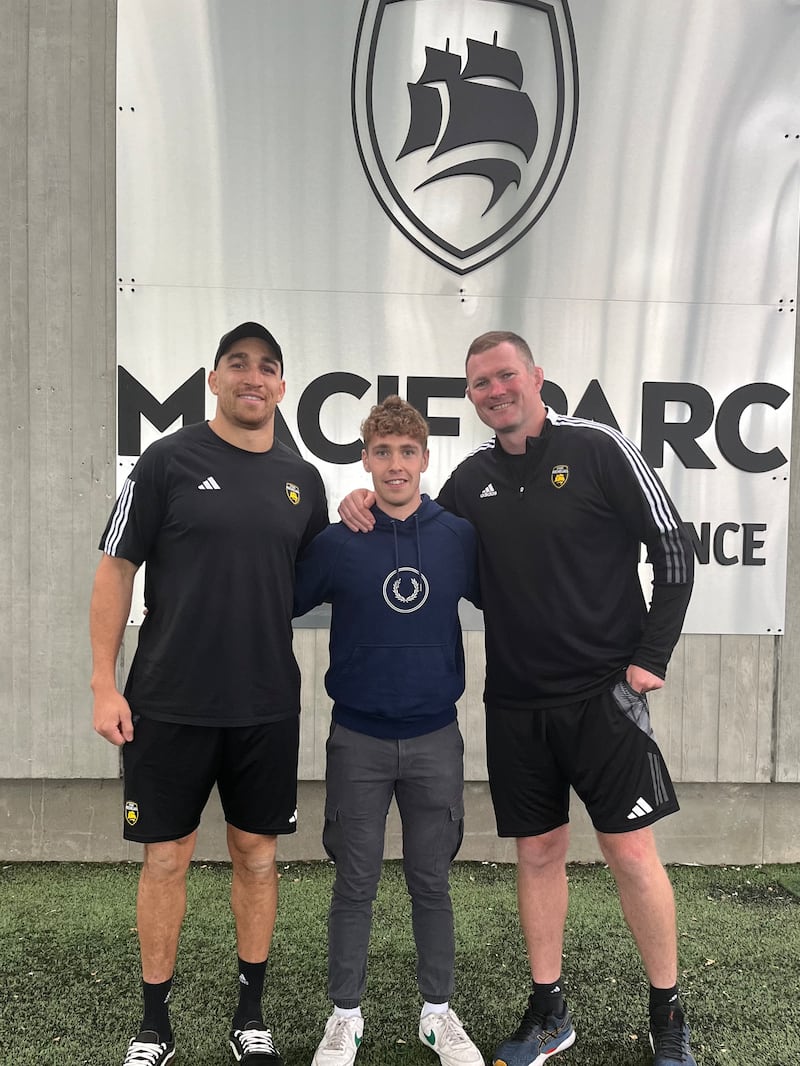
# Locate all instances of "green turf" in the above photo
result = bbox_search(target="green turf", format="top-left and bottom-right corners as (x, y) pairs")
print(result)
(1, 860), (798, 1065)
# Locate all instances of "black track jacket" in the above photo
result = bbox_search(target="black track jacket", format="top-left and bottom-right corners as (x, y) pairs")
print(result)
(437, 410), (694, 709)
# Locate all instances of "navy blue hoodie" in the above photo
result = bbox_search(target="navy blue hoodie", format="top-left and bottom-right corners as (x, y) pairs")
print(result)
(293, 495), (480, 739)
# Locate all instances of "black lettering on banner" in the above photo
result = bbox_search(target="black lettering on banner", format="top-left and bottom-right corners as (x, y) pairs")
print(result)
(377, 375), (400, 401)
(742, 523), (767, 565)
(118, 366), (205, 455)
(683, 521), (768, 566)
(684, 521), (711, 564)
(407, 376), (467, 436)
(640, 382), (716, 470)
(714, 522), (741, 565)
(572, 379), (621, 430)
(297, 372), (370, 464)
(273, 409), (303, 454)
(116, 370), (789, 480)
(715, 383), (789, 473)
(541, 380), (568, 414)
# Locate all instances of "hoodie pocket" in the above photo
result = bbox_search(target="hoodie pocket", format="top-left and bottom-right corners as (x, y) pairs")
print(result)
(335, 643), (462, 713)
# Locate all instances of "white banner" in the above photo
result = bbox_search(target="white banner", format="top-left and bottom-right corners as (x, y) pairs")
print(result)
(116, 0), (799, 633)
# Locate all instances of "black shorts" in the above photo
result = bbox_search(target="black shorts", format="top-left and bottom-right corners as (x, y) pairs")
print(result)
(486, 680), (679, 837)
(121, 714), (300, 843)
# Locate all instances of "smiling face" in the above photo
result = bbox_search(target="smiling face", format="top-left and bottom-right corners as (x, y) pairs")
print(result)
(208, 336), (286, 444)
(362, 433), (429, 519)
(465, 339), (546, 452)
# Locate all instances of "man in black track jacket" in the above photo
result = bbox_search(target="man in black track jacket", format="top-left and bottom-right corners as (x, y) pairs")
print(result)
(339, 331), (696, 1066)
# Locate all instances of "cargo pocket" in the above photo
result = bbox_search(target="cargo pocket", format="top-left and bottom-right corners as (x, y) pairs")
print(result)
(322, 800), (340, 863)
(446, 799), (465, 865)
(611, 680), (654, 738)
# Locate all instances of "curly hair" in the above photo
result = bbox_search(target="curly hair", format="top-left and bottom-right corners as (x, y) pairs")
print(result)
(361, 395), (428, 449)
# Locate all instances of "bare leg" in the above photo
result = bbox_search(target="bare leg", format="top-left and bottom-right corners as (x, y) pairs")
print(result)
(596, 827), (677, 987)
(227, 826), (279, 962)
(137, 832), (197, 982)
(516, 825), (571, 983)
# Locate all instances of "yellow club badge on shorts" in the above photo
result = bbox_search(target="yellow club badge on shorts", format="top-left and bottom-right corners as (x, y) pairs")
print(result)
(124, 801), (139, 826)
(285, 482), (300, 505)
(551, 465), (569, 489)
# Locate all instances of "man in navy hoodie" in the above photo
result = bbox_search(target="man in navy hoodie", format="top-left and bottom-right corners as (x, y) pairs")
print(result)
(294, 396), (483, 1066)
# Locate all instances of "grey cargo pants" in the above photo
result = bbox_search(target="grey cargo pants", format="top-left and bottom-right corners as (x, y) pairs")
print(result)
(323, 720), (465, 1007)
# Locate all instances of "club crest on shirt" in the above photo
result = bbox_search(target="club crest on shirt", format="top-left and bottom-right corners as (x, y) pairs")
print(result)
(551, 465), (569, 489)
(124, 800), (139, 826)
(285, 482), (301, 505)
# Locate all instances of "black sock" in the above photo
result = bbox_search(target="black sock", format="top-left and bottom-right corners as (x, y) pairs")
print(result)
(141, 977), (173, 1041)
(531, 978), (566, 1017)
(649, 984), (681, 1019)
(233, 957), (267, 1028)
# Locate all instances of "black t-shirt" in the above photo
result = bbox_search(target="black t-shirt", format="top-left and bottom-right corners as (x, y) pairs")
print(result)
(99, 422), (328, 725)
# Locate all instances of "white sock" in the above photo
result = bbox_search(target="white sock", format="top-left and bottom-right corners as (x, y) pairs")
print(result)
(421, 1001), (449, 1017)
(333, 1006), (363, 1019)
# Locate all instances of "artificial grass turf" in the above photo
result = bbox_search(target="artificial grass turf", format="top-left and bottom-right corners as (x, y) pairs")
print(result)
(1, 861), (798, 1065)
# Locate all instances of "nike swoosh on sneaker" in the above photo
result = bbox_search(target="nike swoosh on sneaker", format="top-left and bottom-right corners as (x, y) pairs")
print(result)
(424, 1031), (436, 1046)
(355, 1035), (362, 1047)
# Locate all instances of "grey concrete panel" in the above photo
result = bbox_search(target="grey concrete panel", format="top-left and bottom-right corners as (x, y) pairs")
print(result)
(1, 2), (34, 779)
(776, 333), (800, 782)
(763, 784), (800, 863)
(0, 0), (118, 780)
(2, 779), (798, 865)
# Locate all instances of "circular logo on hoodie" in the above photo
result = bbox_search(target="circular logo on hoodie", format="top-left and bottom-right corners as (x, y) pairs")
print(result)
(383, 567), (430, 614)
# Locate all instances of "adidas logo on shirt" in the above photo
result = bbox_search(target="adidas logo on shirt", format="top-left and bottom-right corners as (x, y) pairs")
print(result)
(627, 797), (654, 820)
(197, 477), (221, 490)
(479, 483), (497, 498)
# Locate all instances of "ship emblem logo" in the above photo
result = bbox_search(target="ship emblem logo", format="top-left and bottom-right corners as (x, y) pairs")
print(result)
(285, 482), (300, 505)
(124, 801), (139, 826)
(352, 0), (578, 274)
(551, 464), (569, 489)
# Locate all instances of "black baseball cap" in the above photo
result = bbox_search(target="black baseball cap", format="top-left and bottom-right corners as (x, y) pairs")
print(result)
(213, 321), (284, 372)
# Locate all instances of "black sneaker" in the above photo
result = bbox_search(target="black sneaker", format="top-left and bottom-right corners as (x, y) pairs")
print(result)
(122, 1030), (176, 1066)
(229, 1020), (284, 1064)
(649, 1006), (697, 1066)
(492, 996), (575, 1066)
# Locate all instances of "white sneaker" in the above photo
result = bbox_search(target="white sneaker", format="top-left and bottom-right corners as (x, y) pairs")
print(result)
(419, 1009), (484, 1066)
(311, 1013), (364, 1066)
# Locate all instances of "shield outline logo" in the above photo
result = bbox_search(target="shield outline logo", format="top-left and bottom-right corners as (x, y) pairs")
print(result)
(352, 0), (579, 275)
(124, 801), (139, 826)
(286, 482), (300, 505)
(551, 464), (569, 488)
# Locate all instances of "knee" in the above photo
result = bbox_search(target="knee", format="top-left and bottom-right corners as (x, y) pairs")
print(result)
(403, 862), (451, 903)
(516, 827), (569, 873)
(228, 831), (278, 882)
(142, 838), (194, 883)
(598, 829), (664, 881)
(332, 857), (383, 904)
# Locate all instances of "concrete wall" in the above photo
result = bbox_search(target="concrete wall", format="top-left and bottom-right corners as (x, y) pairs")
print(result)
(1, 0), (798, 861)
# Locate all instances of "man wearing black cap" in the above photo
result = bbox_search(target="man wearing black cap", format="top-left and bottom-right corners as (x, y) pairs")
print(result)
(90, 323), (328, 1066)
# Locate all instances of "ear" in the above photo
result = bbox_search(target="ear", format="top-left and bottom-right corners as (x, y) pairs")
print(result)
(208, 369), (219, 395)
(361, 447), (370, 473)
(532, 365), (545, 396)
(421, 448), (430, 473)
